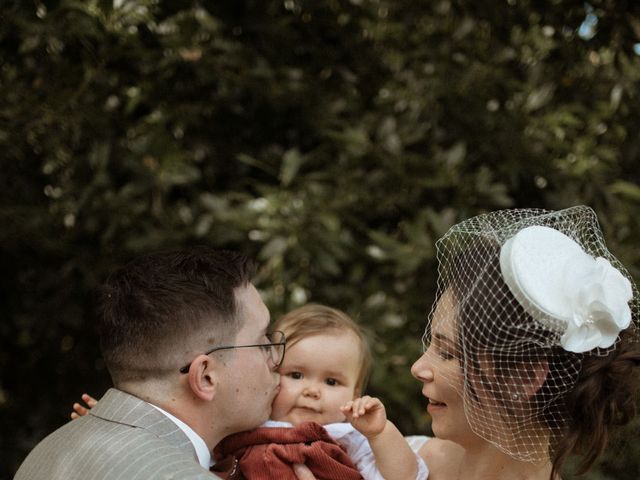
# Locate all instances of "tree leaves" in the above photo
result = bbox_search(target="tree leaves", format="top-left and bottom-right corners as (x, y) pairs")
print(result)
(2, 1), (640, 477)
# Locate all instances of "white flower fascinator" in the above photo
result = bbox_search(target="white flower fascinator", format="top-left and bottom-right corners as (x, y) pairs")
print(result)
(500, 225), (633, 353)
(424, 205), (638, 463)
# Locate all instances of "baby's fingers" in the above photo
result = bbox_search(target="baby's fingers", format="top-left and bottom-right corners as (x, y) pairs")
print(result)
(82, 393), (98, 407)
(71, 403), (90, 419)
(348, 396), (375, 418)
(340, 400), (355, 414)
(70, 393), (98, 420)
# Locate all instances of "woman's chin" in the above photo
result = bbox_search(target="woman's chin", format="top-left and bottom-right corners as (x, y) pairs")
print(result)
(430, 422), (462, 443)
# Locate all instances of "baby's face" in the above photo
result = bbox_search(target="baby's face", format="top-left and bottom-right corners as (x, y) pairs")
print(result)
(271, 330), (361, 426)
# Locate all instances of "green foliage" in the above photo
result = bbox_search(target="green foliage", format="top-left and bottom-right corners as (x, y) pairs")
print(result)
(2, 1), (640, 478)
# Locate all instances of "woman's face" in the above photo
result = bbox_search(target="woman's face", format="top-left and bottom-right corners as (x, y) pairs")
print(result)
(411, 290), (479, 444)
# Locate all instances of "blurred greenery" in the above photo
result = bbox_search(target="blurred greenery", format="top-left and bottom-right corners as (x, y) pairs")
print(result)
(2, 0), (640, 478)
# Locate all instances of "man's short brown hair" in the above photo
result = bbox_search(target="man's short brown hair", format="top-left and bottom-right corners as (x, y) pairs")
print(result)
(98, 247), (255, 385)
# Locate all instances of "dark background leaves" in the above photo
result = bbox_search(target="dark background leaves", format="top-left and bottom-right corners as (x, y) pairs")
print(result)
(2, 1), (639, 478)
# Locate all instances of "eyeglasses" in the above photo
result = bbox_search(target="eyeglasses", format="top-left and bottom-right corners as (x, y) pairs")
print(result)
(179, 330), (286, 374)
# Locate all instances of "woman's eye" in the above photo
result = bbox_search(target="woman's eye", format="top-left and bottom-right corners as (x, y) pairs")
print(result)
(439, 350), (455, 361)
(325, 378), (338, 386)
(288, 371), (303, 379)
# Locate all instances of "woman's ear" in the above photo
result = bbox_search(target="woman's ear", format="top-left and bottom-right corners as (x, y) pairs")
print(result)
(186, 354), (217, 401)
(520, 360), (549, 398)
(477, 354), (549, 400)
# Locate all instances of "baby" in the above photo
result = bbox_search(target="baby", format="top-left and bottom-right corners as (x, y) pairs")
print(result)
(217, 304), (428, 479)
(72, 304), (428, 479)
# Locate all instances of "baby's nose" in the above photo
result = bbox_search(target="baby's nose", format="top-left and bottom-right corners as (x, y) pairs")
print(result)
(302, 385), (320, 399)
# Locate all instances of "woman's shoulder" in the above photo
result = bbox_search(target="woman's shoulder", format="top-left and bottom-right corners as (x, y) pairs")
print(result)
(418, 438), (464, 479)
(418, 437), (463, 461)
(404, 435), (430, 452)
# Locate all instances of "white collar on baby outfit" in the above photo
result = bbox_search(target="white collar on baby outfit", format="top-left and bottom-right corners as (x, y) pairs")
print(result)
(262, 419), (356, 440)
(322, 422), (356, 440)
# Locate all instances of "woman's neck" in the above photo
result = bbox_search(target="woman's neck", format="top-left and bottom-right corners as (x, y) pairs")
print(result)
(456, 442), (553, 480)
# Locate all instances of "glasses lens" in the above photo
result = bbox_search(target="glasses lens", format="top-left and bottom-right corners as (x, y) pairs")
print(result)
(268, 330), (286, 367)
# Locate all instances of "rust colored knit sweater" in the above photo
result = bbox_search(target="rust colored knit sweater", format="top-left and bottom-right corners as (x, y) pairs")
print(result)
(215, 421), (363, 480)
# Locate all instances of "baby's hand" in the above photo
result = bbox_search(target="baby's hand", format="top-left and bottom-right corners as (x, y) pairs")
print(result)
(70, 393), (98, 420)
(341, 395), (388, 438)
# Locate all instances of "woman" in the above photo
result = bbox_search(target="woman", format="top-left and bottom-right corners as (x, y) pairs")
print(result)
(412, 206), (640, 479)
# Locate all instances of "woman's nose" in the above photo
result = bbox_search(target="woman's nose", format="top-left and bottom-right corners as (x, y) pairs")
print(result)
(302, 385), (320, 399)
(411, 353), (434, 382)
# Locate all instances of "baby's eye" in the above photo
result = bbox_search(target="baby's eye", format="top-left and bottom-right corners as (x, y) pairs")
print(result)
(325, 378), (338, 386)
(288, 371), (303, 380)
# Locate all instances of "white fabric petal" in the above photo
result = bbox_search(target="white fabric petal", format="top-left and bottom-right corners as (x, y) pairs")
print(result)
(562, 323), (599, 352)
(501, 225), (633, 353)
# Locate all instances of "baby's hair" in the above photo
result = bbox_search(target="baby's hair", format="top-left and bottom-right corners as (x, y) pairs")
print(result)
(274, 304), (372, 395)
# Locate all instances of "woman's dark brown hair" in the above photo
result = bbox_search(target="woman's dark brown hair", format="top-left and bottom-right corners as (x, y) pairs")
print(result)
(551, 330), (640, 478)
(444, 238), (640, 479)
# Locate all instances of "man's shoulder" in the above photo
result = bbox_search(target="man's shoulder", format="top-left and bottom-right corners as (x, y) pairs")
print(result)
(15, 403), (216, 480)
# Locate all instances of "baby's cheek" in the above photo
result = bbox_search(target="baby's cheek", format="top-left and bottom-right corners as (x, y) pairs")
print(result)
(269, 390), (289, 421)
(327, 409), (348, 425)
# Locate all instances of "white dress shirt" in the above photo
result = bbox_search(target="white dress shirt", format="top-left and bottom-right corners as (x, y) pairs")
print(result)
(150, 404), (213, 469)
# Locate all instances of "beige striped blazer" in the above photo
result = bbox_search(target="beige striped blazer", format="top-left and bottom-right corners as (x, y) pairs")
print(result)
(15, 388), (220, 480)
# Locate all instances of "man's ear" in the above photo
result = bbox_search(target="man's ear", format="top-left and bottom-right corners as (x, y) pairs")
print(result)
(186, 354), (218, 401)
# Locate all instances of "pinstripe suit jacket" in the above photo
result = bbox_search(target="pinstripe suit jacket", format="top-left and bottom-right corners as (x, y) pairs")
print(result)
(15, 388), (220, 480)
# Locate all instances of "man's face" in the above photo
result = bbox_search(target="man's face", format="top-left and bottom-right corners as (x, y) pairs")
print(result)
(216, 284), (280, 434)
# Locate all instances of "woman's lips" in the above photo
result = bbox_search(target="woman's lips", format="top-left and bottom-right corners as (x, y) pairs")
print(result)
(427, 398), (447, 413)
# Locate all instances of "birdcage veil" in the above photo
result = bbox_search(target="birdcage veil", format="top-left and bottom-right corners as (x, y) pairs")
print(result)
(422, 206), (639, 462)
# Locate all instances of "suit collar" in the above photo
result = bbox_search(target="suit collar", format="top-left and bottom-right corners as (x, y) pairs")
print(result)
(90, 388), (198, 461)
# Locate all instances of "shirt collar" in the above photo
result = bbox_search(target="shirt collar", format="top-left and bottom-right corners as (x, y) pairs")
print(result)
(150, 403), (213, 468)
(262, 419), (355, 440)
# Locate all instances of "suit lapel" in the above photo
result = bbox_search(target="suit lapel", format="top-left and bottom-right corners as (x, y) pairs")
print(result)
(90, 388), (197, 460)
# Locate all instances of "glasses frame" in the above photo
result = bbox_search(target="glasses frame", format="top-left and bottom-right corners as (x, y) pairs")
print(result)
(179, 330), (286, 374)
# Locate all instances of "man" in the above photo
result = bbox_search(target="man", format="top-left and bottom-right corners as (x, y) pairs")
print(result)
(15, 248), (298, 479)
